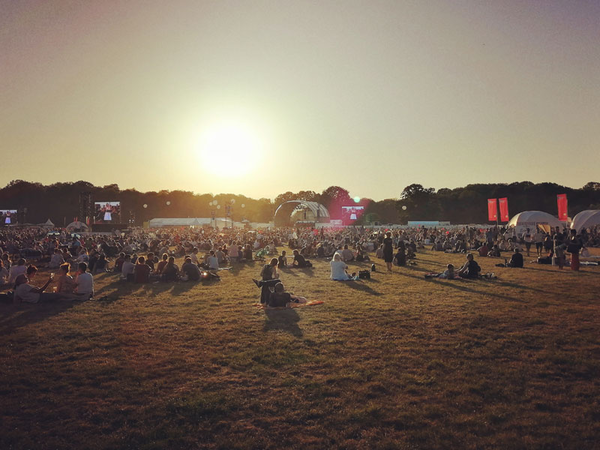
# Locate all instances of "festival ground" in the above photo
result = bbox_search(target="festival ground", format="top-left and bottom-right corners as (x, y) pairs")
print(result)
(1, 248), (599, 449)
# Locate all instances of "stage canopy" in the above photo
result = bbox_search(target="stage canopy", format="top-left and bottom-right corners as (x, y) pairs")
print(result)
(273, 201), (330, 227)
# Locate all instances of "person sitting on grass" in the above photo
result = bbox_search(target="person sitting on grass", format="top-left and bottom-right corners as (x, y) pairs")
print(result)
(74, 263), (94, 300)
(458, 254), (481, 279)
(267, 282), (307, 308)
(292, 249), (312, 268)
(13, 267), (63, 304)
(113, 252), (126, 273)
(121, 254), (135, 282)
(55, 263), (76, 294)
(341, 245), (354, 262)
(330, 253), (358, 281)
(49, 249), (65, 269)
(206, 250), (219, 271)
(425, 264), (456, 279)
(156, 253), (169, 274)
(8, 258), (27, 285)
(181, 256), (201, 281)
(94, 254), (108, 274)
(278, 250), (288, 269)
(355, 248), (370, 262)
(496, 248), (524, 268)
(134, 256), (151, 283)
(253, 258), (280, 304)
(161, 256), (180, 282)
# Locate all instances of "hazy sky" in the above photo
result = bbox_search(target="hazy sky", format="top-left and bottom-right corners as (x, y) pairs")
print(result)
(2, 0), (599, 200)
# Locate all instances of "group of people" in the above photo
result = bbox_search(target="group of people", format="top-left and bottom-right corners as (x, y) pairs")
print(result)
(7, 262), (94, 304)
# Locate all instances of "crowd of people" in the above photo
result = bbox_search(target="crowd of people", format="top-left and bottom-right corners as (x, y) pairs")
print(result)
(0, 222), (596, 306)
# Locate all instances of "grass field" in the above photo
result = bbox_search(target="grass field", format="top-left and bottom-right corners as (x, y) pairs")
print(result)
(1, 249), (599, 450)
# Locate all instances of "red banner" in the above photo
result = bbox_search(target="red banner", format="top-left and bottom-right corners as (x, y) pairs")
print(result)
(487, 198), (498, 222)
(557, 194), (568, 221)
(498, 197), (509, 222)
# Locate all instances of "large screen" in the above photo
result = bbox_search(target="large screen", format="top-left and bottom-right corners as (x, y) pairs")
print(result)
(94, 201), (121, 223)
(0, 210), (17, 225)
(341, 205), (365, 223)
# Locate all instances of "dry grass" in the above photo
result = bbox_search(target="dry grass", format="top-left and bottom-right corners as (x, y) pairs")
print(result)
(1, 249), (599, 449)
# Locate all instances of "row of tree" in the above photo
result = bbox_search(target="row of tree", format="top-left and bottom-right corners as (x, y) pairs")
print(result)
(0, 180), (598, 226)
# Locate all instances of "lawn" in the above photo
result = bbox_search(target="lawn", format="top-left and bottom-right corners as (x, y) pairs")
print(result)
(1, 249), (599, 449)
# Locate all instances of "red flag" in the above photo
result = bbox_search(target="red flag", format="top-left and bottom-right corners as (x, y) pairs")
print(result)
(557, 194), (568, 221)
(498, 197), (509, 222)
(487, 198), (498, 222)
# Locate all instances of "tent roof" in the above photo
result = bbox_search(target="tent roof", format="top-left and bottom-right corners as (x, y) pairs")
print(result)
(66, 221), (89, 230)
(571, 210), (600, 232)
(148, 218), (212, 227)
(507, 211), (564, 229)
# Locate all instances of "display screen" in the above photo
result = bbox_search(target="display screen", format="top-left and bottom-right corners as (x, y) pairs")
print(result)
(341, 205), (365, 223)
(94, 202), (121, 223)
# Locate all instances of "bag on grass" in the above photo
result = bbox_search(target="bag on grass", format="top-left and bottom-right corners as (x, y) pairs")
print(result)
(358, 270), (371, 279)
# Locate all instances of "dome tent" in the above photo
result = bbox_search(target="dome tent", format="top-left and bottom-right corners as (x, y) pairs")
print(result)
(507, 211), (565, 234)
(66, 221), (89, 232)
(571, 210), (600, 233)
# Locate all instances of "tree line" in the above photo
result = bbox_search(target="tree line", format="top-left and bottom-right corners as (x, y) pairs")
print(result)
(0, 180), (598, 226)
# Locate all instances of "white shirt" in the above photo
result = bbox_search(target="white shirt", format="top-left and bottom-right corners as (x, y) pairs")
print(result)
(8, 265), (27, 284)
(330, 260), (350, 280)
(15, 283), (40, 303)
(207, 256), (219, 270)
(121, 261), (135, 277)
(75, 272), (94, 297)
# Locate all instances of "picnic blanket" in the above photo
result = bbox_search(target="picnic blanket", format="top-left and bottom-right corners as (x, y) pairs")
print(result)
(253, 301), (324, 309)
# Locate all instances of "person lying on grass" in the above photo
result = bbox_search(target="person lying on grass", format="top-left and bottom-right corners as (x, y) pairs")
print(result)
(13, 267), (65, 304)
(267, 282), (307, 308)
(457, 254), (481, 279)
(425, 264), (456, 279)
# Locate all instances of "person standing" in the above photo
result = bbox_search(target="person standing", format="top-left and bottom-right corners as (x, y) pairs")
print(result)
(383, 231), (394, 272)
(567, 229), (583, 271)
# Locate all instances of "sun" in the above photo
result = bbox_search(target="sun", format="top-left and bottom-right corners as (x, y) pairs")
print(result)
(197, 121), (263, 176)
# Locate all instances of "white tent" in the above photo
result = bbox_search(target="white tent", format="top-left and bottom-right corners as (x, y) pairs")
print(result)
(40, 219), (55, 228)
(148, 217), (212, 227)
(66, 221), (89, 232)
(571, 210), (600, 233)
(507, 211), (565, 234)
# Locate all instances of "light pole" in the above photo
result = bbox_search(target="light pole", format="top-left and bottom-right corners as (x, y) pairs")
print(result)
(209, 200), (220, 229)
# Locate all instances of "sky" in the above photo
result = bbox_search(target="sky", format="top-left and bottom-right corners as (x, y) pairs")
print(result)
(1, 0), (599, 201)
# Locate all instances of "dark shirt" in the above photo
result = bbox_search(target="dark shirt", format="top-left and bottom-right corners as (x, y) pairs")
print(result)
(134, 263), (151, 283)
(182, 262), (201, 281)
(293, 254), (308, 267)
(268, 291), (291, 307)
(509, 252), (524, 268)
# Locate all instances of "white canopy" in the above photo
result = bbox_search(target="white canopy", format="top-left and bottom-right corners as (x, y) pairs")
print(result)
(507, 211), (564, 234)
(571, 210), (600, 233)
(40, 219), (55, 228)
(66, 221), (89, 232)
(149, 218), (212, 227)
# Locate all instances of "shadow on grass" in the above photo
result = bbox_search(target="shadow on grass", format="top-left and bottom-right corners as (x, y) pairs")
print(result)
(394, 270), (528, 303)
(281, 268), (299, 277)
(264, 308), (303, 337)
(345, 281), (382, 296)
(0, 300), (80, 335)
